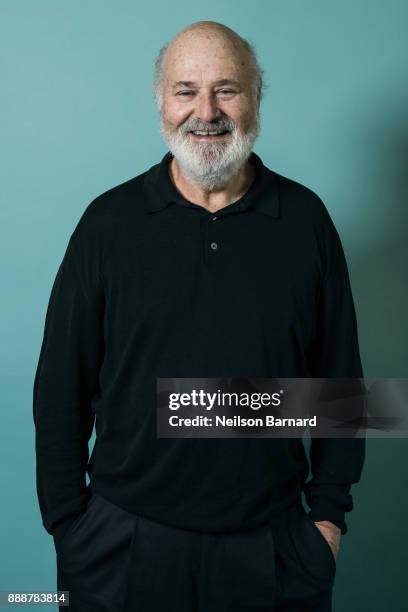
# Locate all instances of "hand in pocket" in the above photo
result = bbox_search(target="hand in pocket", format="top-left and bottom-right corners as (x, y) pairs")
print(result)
(312, 521), (341, 561)
(52, 495), (95, 550)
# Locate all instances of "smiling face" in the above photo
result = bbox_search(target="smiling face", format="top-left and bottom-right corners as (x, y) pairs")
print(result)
(158, 25), (261, 190)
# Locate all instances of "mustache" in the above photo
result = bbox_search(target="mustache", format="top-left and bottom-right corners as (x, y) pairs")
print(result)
(179, 118), (236, 134)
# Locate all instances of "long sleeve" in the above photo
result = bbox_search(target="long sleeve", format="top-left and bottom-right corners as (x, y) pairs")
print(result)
(303, 207), (366, 535)
(33, 226), (105, 535)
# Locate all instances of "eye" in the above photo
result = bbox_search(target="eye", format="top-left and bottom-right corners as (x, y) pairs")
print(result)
(217, 89), (236, 95)
(176, 91), (195, 96)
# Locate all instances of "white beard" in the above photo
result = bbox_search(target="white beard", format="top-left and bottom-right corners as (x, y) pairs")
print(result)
(160, 115), (260, 191)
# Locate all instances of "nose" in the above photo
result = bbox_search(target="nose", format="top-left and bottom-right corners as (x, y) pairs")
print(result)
(195, 91), (221, 123)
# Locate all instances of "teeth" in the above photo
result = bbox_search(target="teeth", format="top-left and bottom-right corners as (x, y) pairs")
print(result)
(192, 130), (225, 135)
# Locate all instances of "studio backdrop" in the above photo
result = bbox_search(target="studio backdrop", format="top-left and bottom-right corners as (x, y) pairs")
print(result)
(1, 1), (407, 611)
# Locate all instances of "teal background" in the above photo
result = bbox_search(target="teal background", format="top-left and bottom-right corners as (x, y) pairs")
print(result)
(1, 1), (407, 610)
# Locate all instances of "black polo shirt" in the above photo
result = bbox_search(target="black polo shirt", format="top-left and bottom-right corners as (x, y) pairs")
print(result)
(33, 150), (365, 539)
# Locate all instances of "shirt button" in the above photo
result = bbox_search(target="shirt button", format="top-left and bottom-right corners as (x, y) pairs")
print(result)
(210, 242), (218, 250)
(212, 216), (218, 221)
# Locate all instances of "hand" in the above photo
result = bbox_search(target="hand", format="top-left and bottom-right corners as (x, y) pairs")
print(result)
(313, 521), (341, 561)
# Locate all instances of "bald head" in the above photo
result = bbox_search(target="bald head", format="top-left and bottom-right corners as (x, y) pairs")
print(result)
(153, 21), (264, 111)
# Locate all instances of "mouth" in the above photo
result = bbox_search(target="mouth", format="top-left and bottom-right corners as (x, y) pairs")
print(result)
(189, 129), (230, 140)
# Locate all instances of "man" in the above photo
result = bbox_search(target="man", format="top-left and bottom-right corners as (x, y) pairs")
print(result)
(33, 20), (365, 612)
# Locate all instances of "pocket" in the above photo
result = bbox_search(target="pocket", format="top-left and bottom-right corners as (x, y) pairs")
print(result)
(304, 514), (337, 570)
(53, 494), (97, 552)
(286, 507), (336, 586)
(56, 493), (139, 610)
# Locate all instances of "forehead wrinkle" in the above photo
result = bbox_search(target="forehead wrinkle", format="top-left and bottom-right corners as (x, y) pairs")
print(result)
(171, 78), (242, 92)
(164, 52), (251, 93)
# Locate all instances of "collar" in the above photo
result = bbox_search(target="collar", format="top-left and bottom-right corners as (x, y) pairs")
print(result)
(143, 150), (280, 218)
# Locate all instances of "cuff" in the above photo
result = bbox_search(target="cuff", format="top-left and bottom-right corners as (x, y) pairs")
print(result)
(307, 497), (349, 535)
(43, 488), (92, 534)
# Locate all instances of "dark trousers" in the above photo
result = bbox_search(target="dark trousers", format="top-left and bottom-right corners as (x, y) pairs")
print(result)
(55, 492), (336, 611)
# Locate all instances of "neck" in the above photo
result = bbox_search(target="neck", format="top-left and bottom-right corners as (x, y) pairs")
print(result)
(168, 155), (256, 214)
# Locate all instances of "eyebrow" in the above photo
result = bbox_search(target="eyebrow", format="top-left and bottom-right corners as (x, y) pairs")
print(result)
(172, 79), (241, 89)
